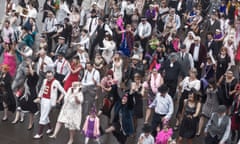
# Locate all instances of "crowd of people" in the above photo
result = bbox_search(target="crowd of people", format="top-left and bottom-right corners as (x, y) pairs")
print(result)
(1, 0), (240, 144)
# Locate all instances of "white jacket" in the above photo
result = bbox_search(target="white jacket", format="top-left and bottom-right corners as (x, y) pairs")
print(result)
(38, 79), (66, 107)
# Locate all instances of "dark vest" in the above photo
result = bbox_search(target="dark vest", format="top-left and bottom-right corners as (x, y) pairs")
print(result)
(96, 24), (106, 47)
(208, 113), (229, 139)
(178, 53), (191, 77)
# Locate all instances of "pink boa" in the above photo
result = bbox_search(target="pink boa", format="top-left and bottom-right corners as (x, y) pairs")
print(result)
(150, 73), (163, 94)
(116, 17), (125, 42)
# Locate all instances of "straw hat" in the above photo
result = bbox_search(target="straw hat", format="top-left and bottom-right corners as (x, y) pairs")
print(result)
(131, 54), (140, 60)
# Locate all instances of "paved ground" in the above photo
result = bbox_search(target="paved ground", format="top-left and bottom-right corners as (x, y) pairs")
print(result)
(0, 1), (210, 144)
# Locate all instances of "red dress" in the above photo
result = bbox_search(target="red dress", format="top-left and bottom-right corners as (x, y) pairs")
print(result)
(231, 100), (240, 130)
(63, 63), (81, 91)
(2, 52), (16, 77)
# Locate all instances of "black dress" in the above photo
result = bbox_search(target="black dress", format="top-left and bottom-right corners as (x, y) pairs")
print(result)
(179, 101), (198, 138)
(216, 55), (230, 80)
(217, 78), (237, 107)
(101, 84), (119, 118)
(0, 72), (16, 113)
(19, 72), (39, 114)
(132, 86), (143, 118)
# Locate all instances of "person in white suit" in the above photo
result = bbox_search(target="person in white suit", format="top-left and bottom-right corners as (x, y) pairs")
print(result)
(33, 71), (66, 139)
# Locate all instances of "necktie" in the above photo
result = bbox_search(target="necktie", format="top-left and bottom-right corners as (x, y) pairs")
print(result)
(55, 44), (62, 54)
(89, 18), (94, 32)
(182, 53), (184, 60)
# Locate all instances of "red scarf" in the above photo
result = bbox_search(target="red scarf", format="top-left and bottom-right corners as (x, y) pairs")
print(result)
(43, 78), (55, 99)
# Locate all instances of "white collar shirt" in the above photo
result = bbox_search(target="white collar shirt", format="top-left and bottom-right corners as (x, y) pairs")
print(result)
(149, 93), (174, 120)
(37, 56), (53, 74)
(54, 58), (69, 75)
(193, 44), (200, 61)
(82, 68), (100, 86)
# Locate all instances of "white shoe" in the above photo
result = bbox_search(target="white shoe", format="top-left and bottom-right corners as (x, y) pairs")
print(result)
(49, 134), (56, 139)
(33, 134), (43, 139)
(46, 129), (52, 134)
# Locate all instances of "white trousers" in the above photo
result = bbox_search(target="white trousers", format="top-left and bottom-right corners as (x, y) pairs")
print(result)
(39, 98), (52, 125)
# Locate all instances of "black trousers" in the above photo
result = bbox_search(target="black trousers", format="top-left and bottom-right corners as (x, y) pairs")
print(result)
(205, 134), (220, 144)
(90, 37), (103, 60)
(151, 113), (166, 137)
(165, 79), (178, 99)
(194, 61), (201, 79)
(46, 32), (56, 54)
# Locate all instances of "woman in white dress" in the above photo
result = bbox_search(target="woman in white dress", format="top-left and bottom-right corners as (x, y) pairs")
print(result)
(112, 52), (123, 87)
(224, 36), (236, 66)
(183, 31), (195, 53)
(49, 82), (84, 144)
(101, 34), (116, 64)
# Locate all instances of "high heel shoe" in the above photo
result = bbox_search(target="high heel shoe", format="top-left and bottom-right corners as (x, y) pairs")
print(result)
(27, 124), (34, 130)
(2, 117), (8, 121)
(12, 119), (19, 124)
(49, 134), (56, 139)
(20, 117), (24, 123)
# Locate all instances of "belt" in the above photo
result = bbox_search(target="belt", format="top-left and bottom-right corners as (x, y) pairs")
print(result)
(154, 112), (166, 117)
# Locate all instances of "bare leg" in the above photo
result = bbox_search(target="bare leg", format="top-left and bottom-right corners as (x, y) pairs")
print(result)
(12, 110), (20, 123)
(28, 113), (34, 129)
(95, 138), (101, 144)
(67, 130), (75, 144)
(20, 111), (24, 122)
(187, 138), (193, 144)
(178, 136), (183, 144)
(84, 137), (90, 144)
(2, 102), (8, 120)
(196, 116), (205, 135)
(49, 122), (63, 138)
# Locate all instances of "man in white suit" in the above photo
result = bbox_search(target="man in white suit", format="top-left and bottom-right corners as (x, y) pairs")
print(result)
(33, 71), (66, 139)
